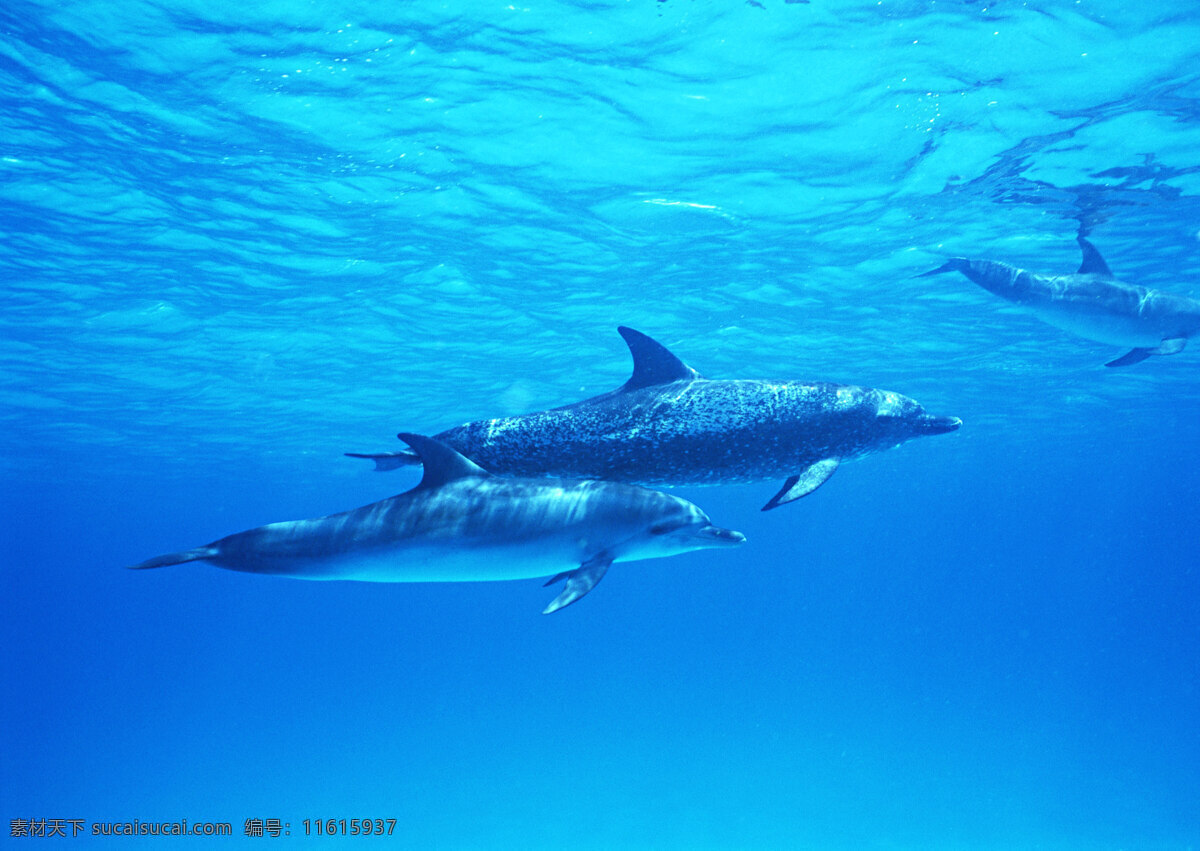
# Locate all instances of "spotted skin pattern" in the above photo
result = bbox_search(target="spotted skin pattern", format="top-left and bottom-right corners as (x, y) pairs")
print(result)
(450, 380), (937, 486)
(350, 328), (961, 509)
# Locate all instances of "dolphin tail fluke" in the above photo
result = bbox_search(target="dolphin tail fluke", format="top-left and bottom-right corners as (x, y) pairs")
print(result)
(127, 547), (217, 570)
(914, 258), (970, 278)
(344, 450), (420, 471)
(542, 554), (613, 614)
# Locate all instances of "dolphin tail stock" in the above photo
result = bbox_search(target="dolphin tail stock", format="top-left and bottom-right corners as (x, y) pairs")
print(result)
(542, 554), (613, 614)
(914, 257), (970, 278)
(344, 450), (420, 471)
(127, 547), (217, 570)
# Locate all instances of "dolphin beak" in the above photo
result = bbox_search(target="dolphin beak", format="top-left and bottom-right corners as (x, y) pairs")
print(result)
(919, 415), (962, 435)
(698, 525), (747, 547)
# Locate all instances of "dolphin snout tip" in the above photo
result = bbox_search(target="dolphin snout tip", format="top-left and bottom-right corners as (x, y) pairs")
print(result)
(923, 415), (962, 435)
(703, 526), (746, 546)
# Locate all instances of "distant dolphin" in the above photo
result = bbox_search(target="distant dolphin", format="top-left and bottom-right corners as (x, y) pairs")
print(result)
(920, 236), (1200, 367)
(348, 328), (961, 511)
(129, 434), (745, 614)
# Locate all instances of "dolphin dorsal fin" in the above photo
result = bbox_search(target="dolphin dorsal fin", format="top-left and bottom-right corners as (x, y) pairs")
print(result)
(616, 327), (701, 391)
(1076, 236), (1114, 277)
(398, 433), (490, 488)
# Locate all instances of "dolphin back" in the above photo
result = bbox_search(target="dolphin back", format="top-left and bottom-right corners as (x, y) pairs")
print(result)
(128, 546), (217, 570)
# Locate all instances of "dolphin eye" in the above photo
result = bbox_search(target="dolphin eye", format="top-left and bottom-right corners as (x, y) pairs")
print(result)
(649, 523), (675, 535)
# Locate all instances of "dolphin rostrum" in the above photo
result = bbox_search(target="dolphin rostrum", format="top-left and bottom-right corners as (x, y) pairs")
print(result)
(920, 236), (1200, 367)
(348, 328), (961, 511)
(129, 434), (745, 614)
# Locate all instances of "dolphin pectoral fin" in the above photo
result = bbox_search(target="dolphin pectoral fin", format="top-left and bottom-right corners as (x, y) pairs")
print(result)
(1105, 348), (1153, 367)
(761, 458), (840, 511)
(542, 554), (613, 614)
(344, 450), (419, 472)
(1105, 338), (1187, 368)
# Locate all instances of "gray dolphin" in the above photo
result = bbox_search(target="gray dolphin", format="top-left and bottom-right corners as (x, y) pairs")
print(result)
(348, 328), (961, 511)
(920, 236), (1200, 367)
(129, 434), (745, 614)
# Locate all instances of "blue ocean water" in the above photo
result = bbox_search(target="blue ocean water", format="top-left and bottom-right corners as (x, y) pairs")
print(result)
(3, 0), (1199, 846)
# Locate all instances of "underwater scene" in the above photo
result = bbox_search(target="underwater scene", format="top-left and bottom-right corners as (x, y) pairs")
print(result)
(3, 0), (1199, 847)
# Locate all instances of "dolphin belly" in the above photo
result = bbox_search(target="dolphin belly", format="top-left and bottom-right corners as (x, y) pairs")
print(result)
(1028, 301), (1165, 348)
(210, 540), (575, 583)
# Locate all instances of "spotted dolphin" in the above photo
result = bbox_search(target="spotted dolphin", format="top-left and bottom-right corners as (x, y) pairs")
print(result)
(129, 434), (745, 614)
(920, 236), (1200, 367)
(348, 328), (961, 511)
